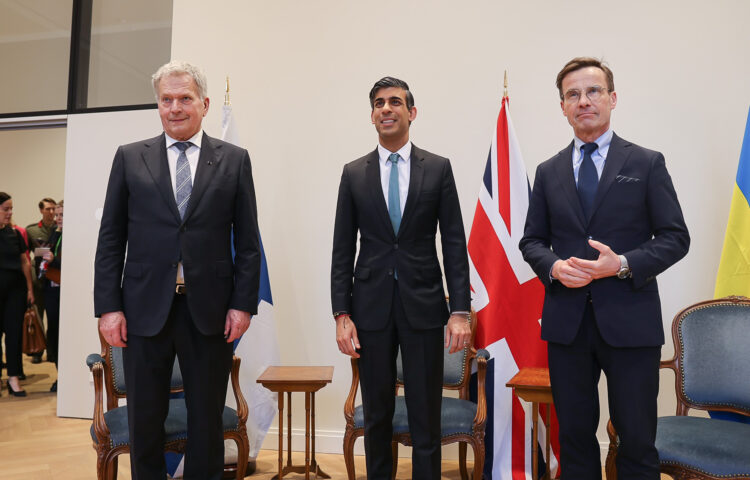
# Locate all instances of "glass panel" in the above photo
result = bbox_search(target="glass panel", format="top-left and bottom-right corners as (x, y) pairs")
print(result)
(87, 0), (172, 108)
(0, 0), (73, 114)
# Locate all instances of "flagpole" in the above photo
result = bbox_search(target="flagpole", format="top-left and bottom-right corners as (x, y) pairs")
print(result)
(503, 70), (508, 99)
(225, 76), (230, 106)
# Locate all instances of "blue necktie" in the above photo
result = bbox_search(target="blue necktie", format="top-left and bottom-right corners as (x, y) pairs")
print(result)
(577, 142), (599, 219)
(174, 142), (192, 219)
(388, 153), (401, 234)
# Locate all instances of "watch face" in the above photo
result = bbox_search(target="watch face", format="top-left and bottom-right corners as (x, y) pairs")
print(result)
(617, 267), (631, 279)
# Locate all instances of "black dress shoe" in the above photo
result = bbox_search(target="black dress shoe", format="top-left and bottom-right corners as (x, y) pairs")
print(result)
(18, 373), (26, 381)
(31, 354), (43, 364)
(50, 381), (57, 392)
(7, 381), (27, 397)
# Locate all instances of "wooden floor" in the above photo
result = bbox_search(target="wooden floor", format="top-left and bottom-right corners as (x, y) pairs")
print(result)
(1, 355), (669, 479)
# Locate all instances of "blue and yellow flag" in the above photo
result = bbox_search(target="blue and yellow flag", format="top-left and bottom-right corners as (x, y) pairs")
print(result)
(715, 107), (750, 298)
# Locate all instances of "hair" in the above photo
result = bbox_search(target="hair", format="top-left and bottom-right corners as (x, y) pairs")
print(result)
(151, 60), (208, 100)
(369, 76), (415, 110)
(57, 199), (64, 208)
(0, 192), (10, 204)
(556, 57), (615, 100)
(38, 197), (56, 209)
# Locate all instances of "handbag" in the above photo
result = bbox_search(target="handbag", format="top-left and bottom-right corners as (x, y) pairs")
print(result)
(22, 304), (46, 355)
(45, 267), (61, 284)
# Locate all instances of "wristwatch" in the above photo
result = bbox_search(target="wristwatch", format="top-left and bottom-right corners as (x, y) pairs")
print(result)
(616, 255), (631, 279)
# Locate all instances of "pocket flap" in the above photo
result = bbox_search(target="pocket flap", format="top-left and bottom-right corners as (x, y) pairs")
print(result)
(354, 266), (371, 280)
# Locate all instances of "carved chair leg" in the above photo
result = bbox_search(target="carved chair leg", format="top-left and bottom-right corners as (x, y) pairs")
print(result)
(110, 457), (118, 480)
(471, 440), (484, 480)
(391, 441), (398, 480)
(343, 431), (358, 480)
(459, 441), (469, 480)
(234, 437), (249, 480)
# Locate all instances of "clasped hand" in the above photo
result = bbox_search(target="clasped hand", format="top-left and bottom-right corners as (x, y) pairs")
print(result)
(552, 239), (620, 288)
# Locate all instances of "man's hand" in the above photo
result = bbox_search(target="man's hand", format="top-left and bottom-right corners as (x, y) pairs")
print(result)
(568, 239), (620, 280)
(445, 314), (472, 354)
(224, 309), (251, 343)
(99, 311), (128, 347)
(336, 315), (360, 358)
(551, 258), (593, 288)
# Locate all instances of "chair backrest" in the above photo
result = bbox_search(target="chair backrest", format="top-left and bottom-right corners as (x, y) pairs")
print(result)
(100, 339), (184, 401)
(673, 297), (750, 414)
(396, 311), (477, 392)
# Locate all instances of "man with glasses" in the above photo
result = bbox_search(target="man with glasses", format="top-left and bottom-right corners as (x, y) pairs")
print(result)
(520, 57), (690, 479)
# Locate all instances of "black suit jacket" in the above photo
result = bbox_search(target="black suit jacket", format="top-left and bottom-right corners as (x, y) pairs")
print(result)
(94, 132), (260, 336)
(331, 145), (470, 330)
(519, 133), (689, 347)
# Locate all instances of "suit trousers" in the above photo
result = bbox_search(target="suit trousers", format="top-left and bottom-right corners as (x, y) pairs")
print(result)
(357, 284), (444, 480)
(122, 294), (233, 480)
(0, 270), (26, 377)
(548, 299), (661, 480)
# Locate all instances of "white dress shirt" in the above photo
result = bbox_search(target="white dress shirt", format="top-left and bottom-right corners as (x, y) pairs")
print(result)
(378, 141), (411, 213)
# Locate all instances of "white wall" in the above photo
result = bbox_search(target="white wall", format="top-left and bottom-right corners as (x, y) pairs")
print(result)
(168, 0), (750, 456)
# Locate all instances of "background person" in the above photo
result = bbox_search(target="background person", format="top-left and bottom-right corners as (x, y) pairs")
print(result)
(41, 200), (63, 392)
(0, 192), (35, 397)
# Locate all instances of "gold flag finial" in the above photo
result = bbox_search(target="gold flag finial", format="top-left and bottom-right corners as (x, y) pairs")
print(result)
(224, 76), (230, 106)
(504, 70), (508, 98)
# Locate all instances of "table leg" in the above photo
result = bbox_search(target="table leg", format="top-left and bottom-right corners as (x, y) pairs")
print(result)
(305, 392), (311, 479)
(287, 391), (293, 467)
(545, 403), (551, 480)
(278, 392), (284, 479)
(532, 401), (539, 480)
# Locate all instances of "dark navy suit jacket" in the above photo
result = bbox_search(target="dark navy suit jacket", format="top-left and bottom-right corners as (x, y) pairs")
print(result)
(519, 133), (690, 347)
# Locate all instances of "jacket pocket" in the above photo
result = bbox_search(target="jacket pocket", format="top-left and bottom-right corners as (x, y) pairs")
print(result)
(354, 266), (371, 280)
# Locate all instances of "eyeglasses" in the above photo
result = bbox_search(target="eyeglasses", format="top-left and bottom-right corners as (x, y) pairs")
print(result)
(562, 85), (609, 104)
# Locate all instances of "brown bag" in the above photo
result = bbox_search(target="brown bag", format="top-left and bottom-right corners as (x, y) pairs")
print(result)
(45, 267), (61, 284)
(22, 305), (46, 355)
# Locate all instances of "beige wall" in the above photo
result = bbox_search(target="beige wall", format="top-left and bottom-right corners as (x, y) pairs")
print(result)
(0, 127), (67, 225)
(169, 0), (750, 458)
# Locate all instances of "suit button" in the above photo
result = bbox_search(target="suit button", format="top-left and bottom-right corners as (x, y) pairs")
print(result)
(393, 244), (399, 250)
(388, 269), (394, 275)
(171, 263), (177, 268)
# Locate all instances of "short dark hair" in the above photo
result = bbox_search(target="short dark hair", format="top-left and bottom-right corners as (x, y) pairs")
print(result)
(369, 76), (415, 110)
(38, 197), (56, 209)
(0, 192), (10, 204)
(556, 57), (615, 100)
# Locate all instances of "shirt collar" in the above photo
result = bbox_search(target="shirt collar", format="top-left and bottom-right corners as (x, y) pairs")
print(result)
(573, 129), (613, 158)
(377, 141), (412, 165)
(165, 130), (203, 150)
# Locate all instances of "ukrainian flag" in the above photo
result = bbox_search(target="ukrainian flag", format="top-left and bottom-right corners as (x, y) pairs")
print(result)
(715, 107), (750, 298)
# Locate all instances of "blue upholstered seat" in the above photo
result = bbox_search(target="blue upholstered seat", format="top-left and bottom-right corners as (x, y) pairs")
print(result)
(353, 396), (478, 437)
(656, 416), (750, 477)
(89, 398), (242, 447)
(605, 297), (750, 480)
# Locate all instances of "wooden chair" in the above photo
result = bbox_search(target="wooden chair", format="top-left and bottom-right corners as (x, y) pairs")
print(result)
(86, 335), (251, 480)
(343, 311), (490, 479)
(605, 296), (750, 480)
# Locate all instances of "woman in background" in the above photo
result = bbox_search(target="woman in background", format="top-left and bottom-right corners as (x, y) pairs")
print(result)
(0, 192), (34, 397)
(42, 200), (62, 392)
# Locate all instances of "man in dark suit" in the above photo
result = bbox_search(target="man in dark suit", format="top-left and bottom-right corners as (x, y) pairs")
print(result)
(95, 61), (260, 480)
(331, 77), (471, 479)
(520, 57), (690, 479)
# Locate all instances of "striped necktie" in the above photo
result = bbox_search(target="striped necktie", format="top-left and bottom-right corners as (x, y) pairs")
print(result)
(174, 142), (192, 219)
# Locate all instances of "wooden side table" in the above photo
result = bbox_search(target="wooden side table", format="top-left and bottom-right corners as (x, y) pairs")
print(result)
(257, 366), (334, 479)
(506, 367), (554, 480)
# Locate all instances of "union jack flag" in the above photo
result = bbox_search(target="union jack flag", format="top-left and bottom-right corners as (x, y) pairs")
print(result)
(468, 95), (560, 479)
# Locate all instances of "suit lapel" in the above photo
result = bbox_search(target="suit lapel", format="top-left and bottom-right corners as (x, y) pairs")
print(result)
(365, 149), (394, 237)
(589, 133), (628, 220)
(398, 144), (425, 238)
(142, 133), (181, 222)
(553, 142), (587, 227)
(184, 133), (222, 221)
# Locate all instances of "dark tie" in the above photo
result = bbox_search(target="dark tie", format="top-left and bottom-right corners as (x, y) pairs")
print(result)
(174, 142), (193, 219)
(577, 142), (599, 219)
(388, 153), (401, 234)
